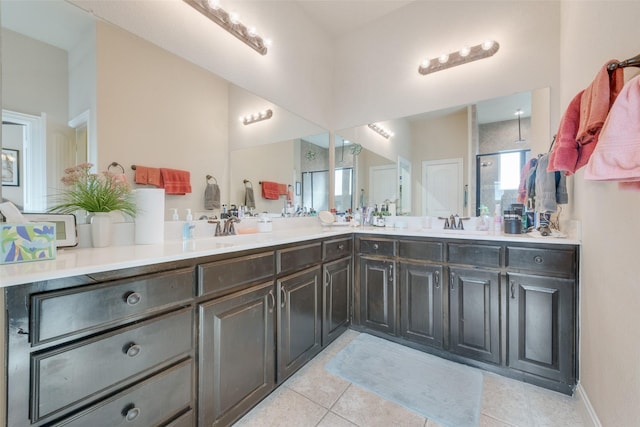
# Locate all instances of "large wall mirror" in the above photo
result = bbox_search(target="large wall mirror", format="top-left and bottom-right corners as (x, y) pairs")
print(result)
(1, 0), (329, 219)
(335, 87), (548, 218)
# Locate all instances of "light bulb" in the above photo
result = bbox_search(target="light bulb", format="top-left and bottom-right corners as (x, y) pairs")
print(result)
(389, 132), (395, 138)
(482, 40), (494, 51)
(514, 109), (523, 116)
(421, 58), (431, 68)
(239, 116), (245, 122)
(247, 26), (257, 37)
(438, 53), (449, 64)
(229, 12), (240, 24)
(207, 0), (220, 10)
(263, 38), (272, 47)
(459, 46), (471, 57)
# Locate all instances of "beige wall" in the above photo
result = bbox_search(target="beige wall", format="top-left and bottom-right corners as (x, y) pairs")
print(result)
(560, 2), (640, 426)
(96, 22), (229, 220)
(410, 109), (469, 215)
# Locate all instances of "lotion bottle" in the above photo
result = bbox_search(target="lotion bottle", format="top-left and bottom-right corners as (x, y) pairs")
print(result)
(183, 209), (194, 240)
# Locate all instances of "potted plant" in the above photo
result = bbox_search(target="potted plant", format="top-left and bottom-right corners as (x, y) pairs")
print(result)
(49, 163), (136, 247)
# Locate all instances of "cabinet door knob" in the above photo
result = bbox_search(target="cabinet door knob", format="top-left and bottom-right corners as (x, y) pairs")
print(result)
(267, 290), (275, 311)
(280, 287), (287, 308)
(338, 244), (344, 250)
(124, 343), (142, 358)
(373, 243), (379, 250)
(124, 291), (142, 306)
(434, 270), (440, 288)
(122, 404), (141, 422)
(510, 281), (516, 299)
(450, 272), (455, 291)
(534, 255), (544, 264)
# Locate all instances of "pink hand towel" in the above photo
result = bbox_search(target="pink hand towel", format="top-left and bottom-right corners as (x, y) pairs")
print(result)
(576, 61), (624, 145)
(261, 181), (280, 200)
(585, 75), (640, 188)
(160, 168), (191, 195)
(548, 91), (582, 175)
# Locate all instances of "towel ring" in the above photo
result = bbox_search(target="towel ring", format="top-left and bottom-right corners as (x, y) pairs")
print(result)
(108, 162), (125, 174)
(243, 179), (253, 188)
(206, 175), (217, 184)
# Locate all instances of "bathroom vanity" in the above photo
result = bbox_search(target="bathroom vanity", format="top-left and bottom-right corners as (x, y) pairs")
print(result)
(0, 224), (578, 426)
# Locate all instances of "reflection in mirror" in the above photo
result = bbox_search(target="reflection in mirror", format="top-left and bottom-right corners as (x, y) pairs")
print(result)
(337, 88), (548, 219)
(1, 0), (96, 211)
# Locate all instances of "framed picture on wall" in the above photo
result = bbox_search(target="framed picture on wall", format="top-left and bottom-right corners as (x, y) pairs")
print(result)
(2, 149), (19, 186)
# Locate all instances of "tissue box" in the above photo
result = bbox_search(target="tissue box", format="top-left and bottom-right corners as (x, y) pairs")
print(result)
(1, 223), (57, 264)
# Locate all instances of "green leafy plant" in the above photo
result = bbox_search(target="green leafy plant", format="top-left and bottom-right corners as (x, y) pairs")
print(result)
(49, 163), (137, 217)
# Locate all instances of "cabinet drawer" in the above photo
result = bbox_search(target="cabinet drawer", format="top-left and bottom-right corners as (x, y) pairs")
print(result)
(507, 246), (576, 277)
(323, 237), (352, 261)
(359, 238), (396, 257)
(55, 359), (193, 427)
(398, 240), (443, 262)
(277, 242), (322, 275)
(32, 268), (194, 345)
(32, 308), (193, 422)
(448, 242), (501, 268)
(198, 252), (274, 297)
(166, 410), (195, 427)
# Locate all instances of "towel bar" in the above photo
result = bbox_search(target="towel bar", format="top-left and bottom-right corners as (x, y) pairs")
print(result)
(108, 162), (125, 174)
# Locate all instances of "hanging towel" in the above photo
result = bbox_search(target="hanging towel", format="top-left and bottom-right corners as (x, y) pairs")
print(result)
(277, 183), (288, 196)
(261, 181), (281, 200)
(535, 153), (568, 212)
(585, 75), (640, 189)
(160, 168), (192, 195)
(134, 165), (163, 187)
(548, 91), (583, 175)
(204, 182), (221, 209)
(577, 61), (624, 145)
(286, 185), (293, 202)
(245, 187), (256, 208)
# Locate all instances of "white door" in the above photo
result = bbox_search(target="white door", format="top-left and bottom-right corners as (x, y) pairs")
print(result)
(422, 158), (463, 217)
(369, 165), (396, 207)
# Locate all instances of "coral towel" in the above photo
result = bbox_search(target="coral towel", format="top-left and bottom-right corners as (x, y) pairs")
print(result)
(262, 181), (281, 200)
(585, 75), (640, 189)
(548, 91), (583, 175)
(160, 168), (192, 195)
(134, 165), (163, 187)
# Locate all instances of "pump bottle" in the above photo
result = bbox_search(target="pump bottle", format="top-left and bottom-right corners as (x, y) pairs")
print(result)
(183, 209), (194, 240)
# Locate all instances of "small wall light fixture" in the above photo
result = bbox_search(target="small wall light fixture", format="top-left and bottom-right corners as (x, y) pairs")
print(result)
(240, 109), (273, 125)
(514, 109), (526, 143)
(419, 40), (499, 75)
(368, 123), (394, 139)
(184, 0), (271, 55)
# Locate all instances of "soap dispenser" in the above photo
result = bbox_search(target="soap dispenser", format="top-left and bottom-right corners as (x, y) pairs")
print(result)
(171, 208), (179, 221)
(183, 209), (194, 240)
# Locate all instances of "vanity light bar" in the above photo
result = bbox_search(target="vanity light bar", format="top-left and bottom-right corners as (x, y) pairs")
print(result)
(368, 123), (394, 139)
(241, 109), (273, 125)
(418, 40), (499, 75)
(184, 0), (270, 55)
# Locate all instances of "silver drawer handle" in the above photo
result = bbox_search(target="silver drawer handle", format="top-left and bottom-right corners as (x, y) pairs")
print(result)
(122, 404), (141, 422)
(125, 343), (142, 358)
(534, 256), (544, 264)
(338, 244), (344, 250)
(125, 292), (142, 306)
(373, 243), (379, 250)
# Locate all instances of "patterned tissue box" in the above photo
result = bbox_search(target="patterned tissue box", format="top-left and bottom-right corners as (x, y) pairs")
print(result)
(1, 223), (57, 264)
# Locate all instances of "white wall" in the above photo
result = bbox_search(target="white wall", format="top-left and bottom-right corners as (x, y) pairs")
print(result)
(560, 2), (640, 426)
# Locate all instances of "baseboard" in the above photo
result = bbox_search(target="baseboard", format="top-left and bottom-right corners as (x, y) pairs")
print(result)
(576, 383), (602, 427)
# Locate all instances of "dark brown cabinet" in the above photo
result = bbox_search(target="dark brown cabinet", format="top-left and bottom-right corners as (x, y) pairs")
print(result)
(359, 257), (397, 335)
(277, 266), (323, 382)
(506, 245), (577, 388)
(400, 261), (444, 349)
(448, 267), (501, 364)
(323, 257), (352, 346)
(198, 281), (276, 427)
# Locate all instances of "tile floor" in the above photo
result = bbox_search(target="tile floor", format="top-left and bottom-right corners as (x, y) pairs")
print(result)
(233, 330), (586, 427)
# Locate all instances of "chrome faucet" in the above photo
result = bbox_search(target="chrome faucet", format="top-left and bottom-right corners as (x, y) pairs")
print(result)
(208, 219), (222, 236)
(440, 214), (468, 230)
(223, 216), (240, 235)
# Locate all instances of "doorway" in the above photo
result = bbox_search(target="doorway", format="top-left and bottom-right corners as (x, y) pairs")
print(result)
(422, 158), (463, 217)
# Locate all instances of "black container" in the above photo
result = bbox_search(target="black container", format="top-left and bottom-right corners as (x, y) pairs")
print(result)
(503, 209), (522, 234)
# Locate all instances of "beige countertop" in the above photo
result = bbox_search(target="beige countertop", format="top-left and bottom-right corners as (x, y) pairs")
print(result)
(0, 217), (580, 288)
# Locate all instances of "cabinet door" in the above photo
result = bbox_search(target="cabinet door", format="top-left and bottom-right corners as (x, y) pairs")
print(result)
(507, 273), (575, 383)
(449, 267), (500, 364)
(359, 258), (397, 335)
(323, 257), (352, 346)
(400, 262), (443, 349)
(199, 281), (276, 427)
(277, 266), (322, 383)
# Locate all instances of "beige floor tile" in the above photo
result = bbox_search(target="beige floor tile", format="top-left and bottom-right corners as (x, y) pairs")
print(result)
(317, 412), (359, 427)
(284, 356), (351, 408)
(232, 386), (327, 427)
(323, 329), (360, 356)
(480, 414), (518, 427)
(426, 418), (446, 427)
(331, 384), (427, 427)
(523, 384), (584, 427)
(481, 372), (533, 427)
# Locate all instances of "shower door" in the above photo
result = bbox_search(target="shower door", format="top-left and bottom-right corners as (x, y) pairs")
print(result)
(475, 150), (530, 216)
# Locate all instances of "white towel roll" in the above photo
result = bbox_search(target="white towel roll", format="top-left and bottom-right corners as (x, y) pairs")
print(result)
(134, 188), (165, 244)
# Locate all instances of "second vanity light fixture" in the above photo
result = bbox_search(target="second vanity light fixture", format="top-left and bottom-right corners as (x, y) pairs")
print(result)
(418, 40), (499, 75)
(368, 123), (394, 139)
(184, 0), (271, 55)
(241, 109), (273, 125)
